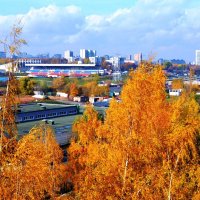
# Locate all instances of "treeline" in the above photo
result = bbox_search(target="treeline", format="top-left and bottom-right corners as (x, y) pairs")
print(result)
(16, 75), (110, 99)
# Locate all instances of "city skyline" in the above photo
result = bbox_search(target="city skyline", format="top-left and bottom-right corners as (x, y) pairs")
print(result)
(0, 0), (200, 62)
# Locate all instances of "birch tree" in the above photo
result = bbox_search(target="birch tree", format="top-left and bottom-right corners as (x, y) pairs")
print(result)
(67, 62), (200, 199)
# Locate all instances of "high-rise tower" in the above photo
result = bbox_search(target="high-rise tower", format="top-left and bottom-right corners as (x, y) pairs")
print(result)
(196, 50), (200, 65)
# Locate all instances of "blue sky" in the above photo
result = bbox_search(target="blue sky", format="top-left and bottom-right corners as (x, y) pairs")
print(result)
(0, 0), (200, 62)
(0, 0), (136, 15)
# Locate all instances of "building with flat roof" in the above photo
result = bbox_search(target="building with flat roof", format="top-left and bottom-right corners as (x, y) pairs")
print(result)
(16, 103), (78, 123)
(64, 50), (73, 61)
(134, 52), (142, 63)
(196, 50), (200, 65)
(16, 103), (79, 145)
(16, 103), (106, 146)
(80, 49), (96, 59)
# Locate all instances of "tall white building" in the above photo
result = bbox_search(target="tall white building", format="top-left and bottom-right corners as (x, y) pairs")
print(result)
(64, 50), (74, 63)
(88, 50), (96, 57)
(196, 50), (200, 65)
(64, 50), (73, 59)
(80, 49), (96, 59)
(80, 49), (88, 59)
(134, 52), (142, 63)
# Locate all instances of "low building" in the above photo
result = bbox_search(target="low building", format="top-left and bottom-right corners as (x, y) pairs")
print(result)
(89, 96), (104, 104)
(169, 89), (182, 96)
(32, 91), (47, 99)
(16, 103), (107, 146)
(109, 85), (122, 97)
(16, 103), (78, 123)
(73, 96), (89, 102)
(17, 113), (81, 146)
(56, 92), (68, 98)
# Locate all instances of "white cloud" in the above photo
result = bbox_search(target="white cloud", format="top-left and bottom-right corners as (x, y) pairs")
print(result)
(0, 1), (200, 62)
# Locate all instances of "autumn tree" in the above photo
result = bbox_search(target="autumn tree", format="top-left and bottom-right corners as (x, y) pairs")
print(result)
(0, 19), (26, 161)
(0, 20), (65, 199)
(82, 81), (109, 97)
(0, 74), (19, 160)
(171, 78), (184, 89)
(0, 124), (65, 199)
(52, 76), (69, 92)
(67, 62), (200, 199)
(68, 82), (79, 99)
(66, 105), (102, 198)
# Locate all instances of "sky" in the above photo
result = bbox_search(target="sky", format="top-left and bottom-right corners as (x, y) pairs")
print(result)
(0, 0), (200, 62)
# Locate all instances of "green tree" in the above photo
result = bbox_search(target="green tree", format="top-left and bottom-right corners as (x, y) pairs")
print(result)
(19, 77), (36, 95)
(38, 80), (49, 94)
(83, 58), (90, 64)
(163, 61), (172, 69)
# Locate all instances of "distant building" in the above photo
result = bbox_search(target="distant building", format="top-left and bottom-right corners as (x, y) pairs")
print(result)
(37, 53), (49, 59)
(89, 56), (102, 65)
(126, 55), (132, 60)
(171, 59), (186, 65)
(196, 50), (200, 65)
(80, 49), (96, 59)
(52, 54), (62, 59)
(16, 52), (33, 58)
(88, 49), (96, 57)
(80, 49), (89, 59)
(25, 63), (104, 77)
(134, 53), (142, 63)
(107, 56), (125, 71)
(104, 55), (110, 60)
(158, 58), (164, 65)
(0, 51), (6, 58)
(64, 50), (73, 59)
(17, 58), (42, 72)
(64, 50), (74, 63)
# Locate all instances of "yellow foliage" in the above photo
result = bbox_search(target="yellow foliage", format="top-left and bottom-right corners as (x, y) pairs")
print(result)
(67, 62), (200, 199)
(171, 78), (184, 89)
(0, 124), (65, 199)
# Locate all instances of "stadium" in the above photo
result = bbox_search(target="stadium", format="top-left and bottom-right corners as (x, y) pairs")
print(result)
(24, 63), (105, 77)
